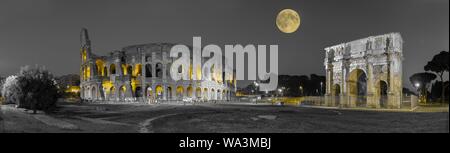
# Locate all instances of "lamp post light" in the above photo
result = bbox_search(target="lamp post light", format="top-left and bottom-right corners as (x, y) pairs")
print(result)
(320, 82), (323, 96)
(299, 86), (303, 96)
(278, 88), (283, 97)
(414, 83), (420, 95)
(414, 82), (423, 103)
(254, 82), (259, 95)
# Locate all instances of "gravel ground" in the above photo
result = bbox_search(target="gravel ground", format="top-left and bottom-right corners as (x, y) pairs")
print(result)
(0, 102), (448, 133)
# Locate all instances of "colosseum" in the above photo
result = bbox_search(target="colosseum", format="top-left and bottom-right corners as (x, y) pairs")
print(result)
(79, 28), (236, 103)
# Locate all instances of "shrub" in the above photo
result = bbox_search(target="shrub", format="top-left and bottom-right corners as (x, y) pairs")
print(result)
(1, 75), (19, 104)
(1, 66), (59, 112)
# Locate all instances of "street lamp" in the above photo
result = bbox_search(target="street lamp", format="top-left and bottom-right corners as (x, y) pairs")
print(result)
(254, 82), (259, 95)
(415, 83), (420, 88)
(299, 86), (303, 96)
(320, 82), (323, 96)
(414, 82), (423, 103)
(414, 82), (421, 96)
(278, 88), (283, 97)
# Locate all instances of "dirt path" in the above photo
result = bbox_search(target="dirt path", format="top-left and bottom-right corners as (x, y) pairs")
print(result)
(138, 113), (179, 133)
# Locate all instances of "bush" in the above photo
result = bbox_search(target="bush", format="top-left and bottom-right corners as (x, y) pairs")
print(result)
(1, 75), (19, 104)
(1, 66), (59, 112)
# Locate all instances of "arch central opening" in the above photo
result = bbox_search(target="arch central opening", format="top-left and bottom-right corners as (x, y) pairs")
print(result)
(348, 69), (367, 107)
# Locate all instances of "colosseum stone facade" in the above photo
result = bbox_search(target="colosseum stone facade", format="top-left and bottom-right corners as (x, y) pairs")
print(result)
(79, 28), (236, 103)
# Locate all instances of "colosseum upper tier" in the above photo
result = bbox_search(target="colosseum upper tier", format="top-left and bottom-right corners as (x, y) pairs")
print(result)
(79, 28), (236, 103)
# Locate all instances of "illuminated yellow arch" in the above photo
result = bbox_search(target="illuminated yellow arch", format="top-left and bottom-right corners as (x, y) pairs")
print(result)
(131, 78), (140, 92)
(187, 86), (193, 97)
(85, 65), (91, 79)
(176, 86), (184, 97)
(121, 64), (128, 75)
(95, 59), (105, 76)
(155, 85), (163, 96)
(133, 64), (142, 77)
(81, 49), (87, 62)
(102, 80), (113, 94)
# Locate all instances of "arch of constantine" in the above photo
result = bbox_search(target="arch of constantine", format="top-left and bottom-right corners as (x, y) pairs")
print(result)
(324, 33), (403, 108)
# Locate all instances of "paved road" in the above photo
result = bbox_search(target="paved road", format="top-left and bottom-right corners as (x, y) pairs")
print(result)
(0, 103), (448, 133)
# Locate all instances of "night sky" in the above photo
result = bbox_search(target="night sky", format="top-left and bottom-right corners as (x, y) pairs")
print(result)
(0, 0), (448, 89)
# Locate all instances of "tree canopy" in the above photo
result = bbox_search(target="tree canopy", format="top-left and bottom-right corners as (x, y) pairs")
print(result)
(1, 65), (59, 113)
(424, 51), (449, 103)
(409, 72), (437, 90)
(424, 51), (449, 74)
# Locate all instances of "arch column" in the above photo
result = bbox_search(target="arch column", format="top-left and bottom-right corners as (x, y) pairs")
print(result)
(89, 63), (94, 80)
(113, 83), (120, 102)
(98, 83), (105, 101)
(191, 86), (196, 99)
(341, 65), (349, 107)
(366, 63), (378, 108)
(387, 53), (402, 109)
(80, 86), (84, 100)
(211, 89), (216, 100)
(116, 60), (123, 77)
(92, 86), (98, 101)
(141, 54), (146, 103)
(162, 52), (168, 79)
(86, 87), (91, 101)
(203, 88), (209, 101)
(162, 85), (167, 100)
(324, 63), (334, 106)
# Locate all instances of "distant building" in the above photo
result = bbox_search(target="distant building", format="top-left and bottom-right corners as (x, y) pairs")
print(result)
(79, 28), (235, 103)
(55, 74), (81, 96)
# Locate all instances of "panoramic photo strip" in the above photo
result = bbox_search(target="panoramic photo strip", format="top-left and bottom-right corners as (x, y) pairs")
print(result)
(0, 0), (448, 152)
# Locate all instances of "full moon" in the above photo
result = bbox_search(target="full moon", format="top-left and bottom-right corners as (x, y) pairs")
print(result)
(276, 9), (301, 33)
